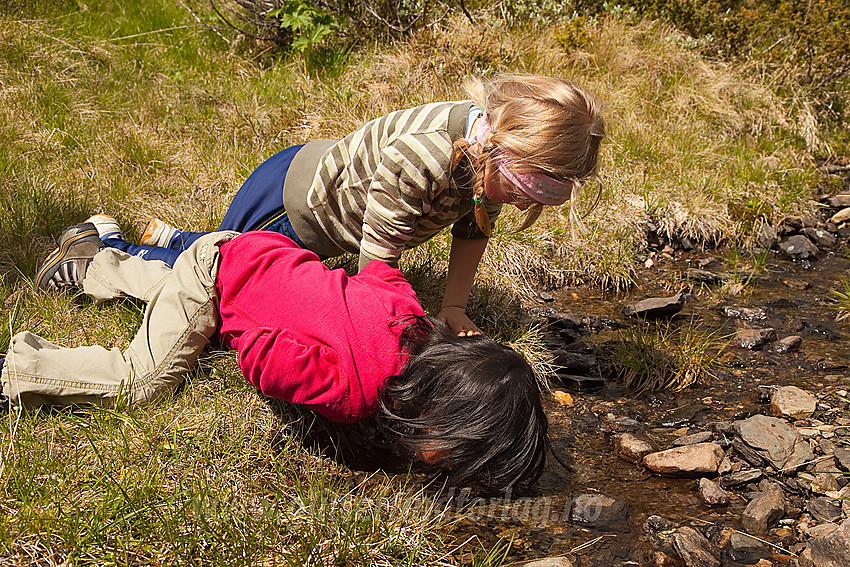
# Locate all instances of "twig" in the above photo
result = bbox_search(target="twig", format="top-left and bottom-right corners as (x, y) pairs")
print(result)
(686, 516), (797, 557)
(571, 534), (615, 553)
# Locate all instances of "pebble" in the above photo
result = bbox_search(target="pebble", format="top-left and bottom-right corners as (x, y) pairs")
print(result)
(643, 443), (725, 476)
(569, 493), (628, 528)
(770, 385), (818, 418)
(672, 526), (720, 567)
(735, 414), (815, 471)
(778, 235), (819, 260)
(623, 294), (686, 319)
(698, 478), (730, 507)
(613, 432), (655, 464)
(774, 335), (803, 353)
(741, 483), (785, 534)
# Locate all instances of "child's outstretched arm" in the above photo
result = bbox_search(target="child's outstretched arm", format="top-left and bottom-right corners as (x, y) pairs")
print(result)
(438, 236), (488, 336)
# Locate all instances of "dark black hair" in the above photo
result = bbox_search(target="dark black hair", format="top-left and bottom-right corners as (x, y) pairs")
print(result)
(378, 316), (549, 491)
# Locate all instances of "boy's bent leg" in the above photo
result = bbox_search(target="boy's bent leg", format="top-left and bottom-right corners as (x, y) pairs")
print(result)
(83, 247), (174, 303)
(3, 231), (239, 409)
(124, 231), (238, 403)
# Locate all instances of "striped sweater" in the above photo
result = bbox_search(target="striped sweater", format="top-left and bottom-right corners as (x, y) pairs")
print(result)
(283, 101), (502, 270)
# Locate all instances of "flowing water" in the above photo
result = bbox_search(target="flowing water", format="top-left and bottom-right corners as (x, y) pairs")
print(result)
(461, 247), (850, 566)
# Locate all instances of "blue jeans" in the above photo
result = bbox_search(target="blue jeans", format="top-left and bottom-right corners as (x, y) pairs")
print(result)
(106, 145), (307, 267)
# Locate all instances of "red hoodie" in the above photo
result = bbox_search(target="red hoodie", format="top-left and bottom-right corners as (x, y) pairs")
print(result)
(215, 232), (424, 422)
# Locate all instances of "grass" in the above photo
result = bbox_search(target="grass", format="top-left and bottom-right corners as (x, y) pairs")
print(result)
(0, 0), (845, 564)
(605, 320), (728, 393)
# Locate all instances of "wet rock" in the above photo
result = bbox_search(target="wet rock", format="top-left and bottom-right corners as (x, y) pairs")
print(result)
(807, 497), (843, 523)
(552, 350), (598, 375)
(552, 374), (605, 392)
(783, 278), (810, 290)
(623, 294), (686, 319)
(644, 515), (678, 548)
(643, 443), (725, 476)
(774, 335), (803, 353)
(729, 532), (768, 564)
(825, 194), (850, 209)
(698, 478), (729, 507)
(569, 493), (628, 528)
(756, 222), (778, 249)
(672, 431), (714, 446)
(672, 526), (720, 567)
(685, 268), (726, 285)
(770, 385), (818, 418)
(720, 305), (766, 320)
(741, 483), (785, 534)
(828, 207), (850, 224)
(509, 558), (576, 567)
(537, 291), (555, 302)
(734, 327), (776, 349)
(778, 235), (819, 260)
(735, 414), (815, 472)
(808, 519), (850, 567)
(600, 413), (645, 435)
(546, 312), (582, 332)
(658, 404), (710, 428)
(803, 227), (838, 249)
(613, 432), (655, 464)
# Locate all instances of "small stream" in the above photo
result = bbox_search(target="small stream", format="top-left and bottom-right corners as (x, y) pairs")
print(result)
(462, 246), (850, 566)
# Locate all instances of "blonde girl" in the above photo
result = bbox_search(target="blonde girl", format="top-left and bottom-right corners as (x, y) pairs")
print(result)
(79, 74), (605, 335)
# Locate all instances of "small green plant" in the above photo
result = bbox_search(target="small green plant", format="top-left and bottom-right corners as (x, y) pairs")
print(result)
(606, 321), (727, 393)
(830, 276), (850, 322)
(268, 1), (337, 52)
(716, 247), (771, 298)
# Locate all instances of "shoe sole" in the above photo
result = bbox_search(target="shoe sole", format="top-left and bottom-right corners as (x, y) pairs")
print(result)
(35, 226), (99, 290)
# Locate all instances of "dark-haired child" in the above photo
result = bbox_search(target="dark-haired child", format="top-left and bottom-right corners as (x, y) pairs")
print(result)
(4, 222), (549, 489)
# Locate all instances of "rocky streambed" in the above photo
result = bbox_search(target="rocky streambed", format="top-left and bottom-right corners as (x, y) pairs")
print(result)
(450, 182), (850, 567)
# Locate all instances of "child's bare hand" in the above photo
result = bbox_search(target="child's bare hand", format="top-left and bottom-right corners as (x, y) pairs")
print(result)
(437, 306), (482, 336)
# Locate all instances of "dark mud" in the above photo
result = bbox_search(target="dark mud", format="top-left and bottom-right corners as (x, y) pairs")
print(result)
(460, 246), (850, 566)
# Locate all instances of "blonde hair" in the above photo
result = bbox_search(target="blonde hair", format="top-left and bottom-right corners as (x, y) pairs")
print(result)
(451, 74), (605, 234)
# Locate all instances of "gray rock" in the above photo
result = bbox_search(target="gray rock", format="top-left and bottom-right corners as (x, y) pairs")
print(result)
(735, 414), (815, 472)
(809, 472), (841, 495)
(719, 468), (763, 488)
(720, 305), (767, 320)
(834, 447), (850, 471)
(735, 328), (766, 349)
(756, 222), (778, 249)
(729, 532), (768, 564)
(624, 294), (685, 319)
(613, 432), (655, 464)
(643, 514), (678, 548)
(569, 493), (628, 528)
(672, 526), (720, 567)
(734, 327), (775, 349)
(778, 235), (819, 260)
(807, 497), (843, 523)
(601, 413), (645, 435)
(825, 194), (850, 209)
(672, 431), (714, 446)
(803, 226), (838, 249)
(685, 268), (726, 285)
(808, 519), (850, 567)
(643, 443), (725, 476)
(698, 478), (729, 507)
(770, 385), (817, 418)
(741, 483), (785, 534)
(775, 335), (803, 353)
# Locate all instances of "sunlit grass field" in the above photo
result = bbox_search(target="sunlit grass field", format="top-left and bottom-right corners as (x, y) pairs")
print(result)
(0, 0), (841, 564)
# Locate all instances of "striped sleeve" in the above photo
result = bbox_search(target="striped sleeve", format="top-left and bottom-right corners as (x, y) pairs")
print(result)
(359, 131), (453, 269)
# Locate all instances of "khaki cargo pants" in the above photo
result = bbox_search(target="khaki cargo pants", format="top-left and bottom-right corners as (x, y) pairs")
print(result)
(1, 231), (239, 409)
